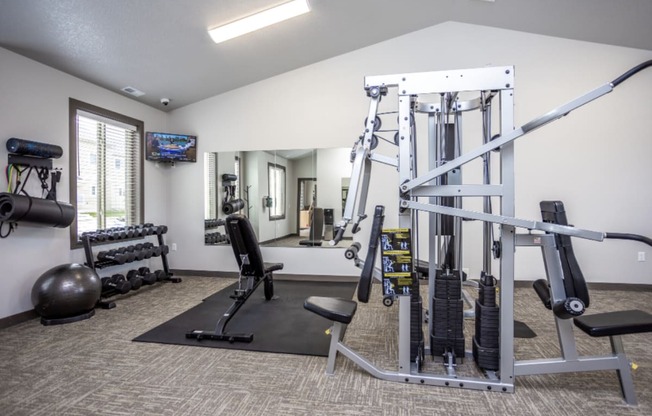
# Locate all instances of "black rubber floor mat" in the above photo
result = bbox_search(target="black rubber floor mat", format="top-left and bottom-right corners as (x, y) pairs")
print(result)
(133, 280), (356, 356)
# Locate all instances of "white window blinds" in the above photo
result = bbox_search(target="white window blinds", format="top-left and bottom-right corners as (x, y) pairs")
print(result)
(75, 111), (141, 235)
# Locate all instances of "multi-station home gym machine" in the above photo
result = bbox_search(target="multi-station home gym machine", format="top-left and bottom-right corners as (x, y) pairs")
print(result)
(305, 60), (652, 404)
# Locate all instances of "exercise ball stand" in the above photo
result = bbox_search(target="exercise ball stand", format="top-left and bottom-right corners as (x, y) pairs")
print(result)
(41, 310), (95, 326)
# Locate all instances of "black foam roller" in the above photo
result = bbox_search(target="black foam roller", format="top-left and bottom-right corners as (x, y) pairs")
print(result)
(222, 173), (238, 182)
(0, 193), (75, 227)
(222, 198), (245, 214)
(6, 138), (63, 159)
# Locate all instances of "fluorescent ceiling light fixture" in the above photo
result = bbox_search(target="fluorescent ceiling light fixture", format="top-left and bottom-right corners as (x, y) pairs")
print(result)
(208, 0), (310, 44)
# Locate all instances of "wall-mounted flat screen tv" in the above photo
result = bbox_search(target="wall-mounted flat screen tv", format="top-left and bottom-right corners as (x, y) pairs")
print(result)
(145, 132), (197, 162)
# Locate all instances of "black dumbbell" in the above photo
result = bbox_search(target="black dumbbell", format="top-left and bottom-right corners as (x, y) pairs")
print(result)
(143, 247), (154, 259)
(160, 245), (169, 255)
(115, 248), (136, 263)
(128, 244), (145, 258)
(137, 267), (158, 285)
(97, 250), (128, 264)
(85, 231), (109, 242)
(125, 250), (137, 263)
(127, 243), (143, 252)
(106, 230), (123, 241)
(152, 225), (168, 235)
(126, 270), (143, 290)
(101, 274), (132, 294)
(134, 248), (148, 261)
(99, 248), (116, 257)
(120, 251), (135, 263)
(141, 225), (155, 236)
(153, 269), (167, 281)
(97, 231), (110, 242)
(139, 242), (155, 257)
(112, 274), (132, 293)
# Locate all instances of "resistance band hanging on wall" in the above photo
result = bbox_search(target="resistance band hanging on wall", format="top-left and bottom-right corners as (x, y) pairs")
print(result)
(1, 137), (75, 238)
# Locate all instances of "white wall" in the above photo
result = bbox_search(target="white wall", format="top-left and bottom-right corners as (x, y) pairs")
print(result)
(166, 21), (652, 283)
(0, 47), (168, 319)
(1, 21), (651, 320)
(316, 147), (355, 236)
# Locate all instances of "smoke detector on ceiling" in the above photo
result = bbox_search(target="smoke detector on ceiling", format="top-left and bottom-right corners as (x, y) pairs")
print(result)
(121, 86), (146, 97)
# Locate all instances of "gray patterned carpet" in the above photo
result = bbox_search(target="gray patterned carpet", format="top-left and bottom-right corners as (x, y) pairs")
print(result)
(1, 275), (651, 415)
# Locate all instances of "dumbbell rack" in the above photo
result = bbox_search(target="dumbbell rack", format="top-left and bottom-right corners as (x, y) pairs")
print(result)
(204, 218), (229, 245)
(81, 224), (180, 309)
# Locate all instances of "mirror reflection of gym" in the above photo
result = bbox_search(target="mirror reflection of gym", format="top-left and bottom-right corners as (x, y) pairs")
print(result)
(203, 148), (352, 248)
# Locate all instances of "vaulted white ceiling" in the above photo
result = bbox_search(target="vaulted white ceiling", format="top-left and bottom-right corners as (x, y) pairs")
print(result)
(1, 0), (650, 111)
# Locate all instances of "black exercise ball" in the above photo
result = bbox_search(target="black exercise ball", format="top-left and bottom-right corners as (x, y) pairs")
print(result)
(31, 263), (101, 321)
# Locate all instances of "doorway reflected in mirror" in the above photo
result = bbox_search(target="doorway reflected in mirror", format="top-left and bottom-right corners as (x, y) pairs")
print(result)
(203, 148), (352, 248)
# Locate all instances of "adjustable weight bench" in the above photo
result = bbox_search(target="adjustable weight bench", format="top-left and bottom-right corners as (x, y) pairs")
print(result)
(186, 214), (283, 343)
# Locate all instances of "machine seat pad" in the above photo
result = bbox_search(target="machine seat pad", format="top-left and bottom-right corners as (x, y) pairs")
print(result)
(574, 310), (652, 337)
(264, 262), (284, 273)
(304, 296), (357, 324)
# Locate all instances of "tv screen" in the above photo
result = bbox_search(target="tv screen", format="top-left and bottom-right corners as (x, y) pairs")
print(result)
(145, 132), (197, 162)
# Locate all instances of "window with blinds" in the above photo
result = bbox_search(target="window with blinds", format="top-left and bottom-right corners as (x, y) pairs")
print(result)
(234, 155), (241, 199)
(268, 162), (286, 220)
(69, 99), (144, 247)
(204, 152), (218, 219)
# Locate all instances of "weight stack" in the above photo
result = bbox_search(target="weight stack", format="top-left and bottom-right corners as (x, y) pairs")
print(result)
(430, 271), (465, 360)
(410, 277), (424, 362)
(472, 274), (500, 370)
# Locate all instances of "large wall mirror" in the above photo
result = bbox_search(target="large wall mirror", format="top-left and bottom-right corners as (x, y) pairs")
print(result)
(204, 147), (352, 248)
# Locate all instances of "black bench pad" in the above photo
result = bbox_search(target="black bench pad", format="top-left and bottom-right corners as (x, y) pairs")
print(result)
(264, 262), (284, 273)
(304, 296), (357, 324)
(574, 310), (652, 337)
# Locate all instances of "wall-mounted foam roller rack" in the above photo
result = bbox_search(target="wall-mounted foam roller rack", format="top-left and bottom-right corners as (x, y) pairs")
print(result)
(81, 223), (180, 309)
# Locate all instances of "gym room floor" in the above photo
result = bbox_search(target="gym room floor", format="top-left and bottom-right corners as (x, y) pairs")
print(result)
(0, 275), (651, 415)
